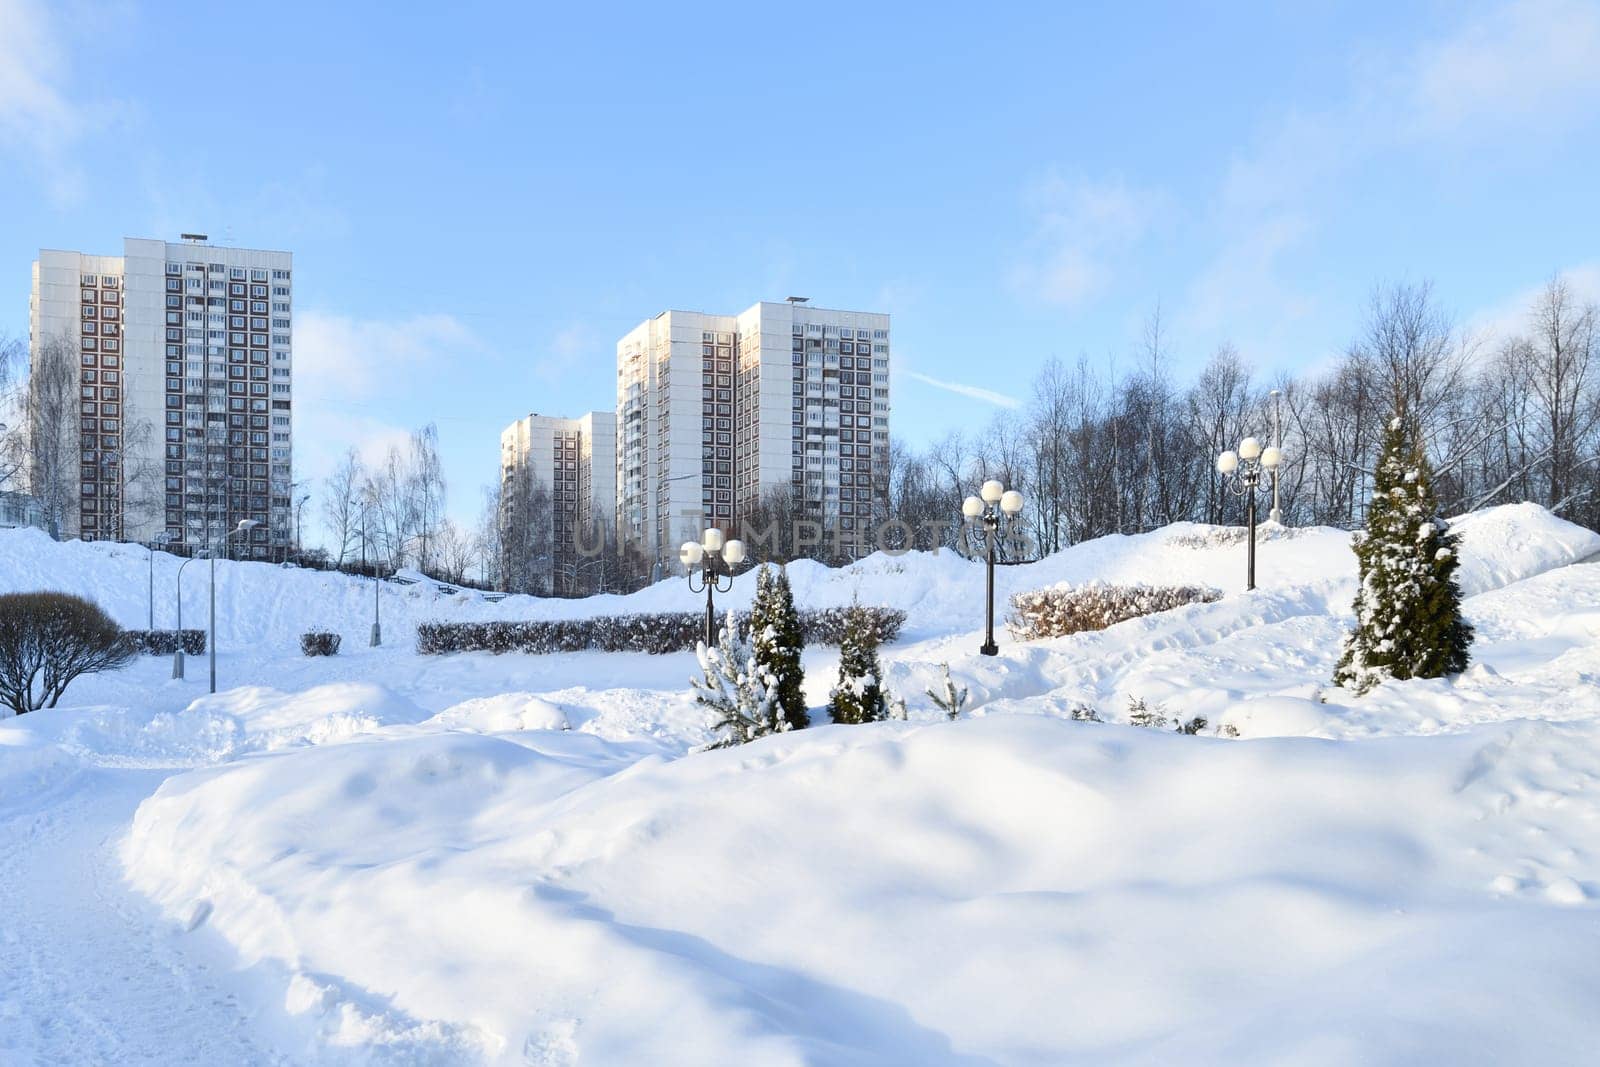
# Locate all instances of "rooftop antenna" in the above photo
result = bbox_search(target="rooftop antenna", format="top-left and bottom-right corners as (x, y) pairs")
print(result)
(222, 224), (236, 247)
(786, 295), (809, 304)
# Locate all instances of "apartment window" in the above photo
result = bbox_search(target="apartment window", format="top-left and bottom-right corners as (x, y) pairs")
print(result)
(251, 269), (268, 281)
(272, 269), (290, 280)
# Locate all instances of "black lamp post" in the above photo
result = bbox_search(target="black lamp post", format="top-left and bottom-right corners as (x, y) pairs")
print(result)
(680, 528), (746, 648)
(1216, 437), (1283, 591)
(962, 479), (1025, 656)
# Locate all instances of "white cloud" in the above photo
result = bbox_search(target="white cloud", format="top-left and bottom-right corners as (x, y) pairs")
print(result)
(904, 370), (1021, 409)
(1011, 172), (1164, 308)
(1463, 262), (1600, 344)
(1177, 0), (1600, 354)
(294, 310), (479, 401)
(1411, 0), (1600, 133)
(0, 0), (94, 204)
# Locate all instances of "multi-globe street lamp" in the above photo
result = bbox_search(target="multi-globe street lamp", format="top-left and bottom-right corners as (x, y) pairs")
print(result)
(680, 527), (746, 648)
(1216, 437), (1283, 592)
(962, 479), (1025, 656)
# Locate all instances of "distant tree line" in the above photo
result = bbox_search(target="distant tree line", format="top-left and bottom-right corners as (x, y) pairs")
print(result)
(750, 276), (1595, 564)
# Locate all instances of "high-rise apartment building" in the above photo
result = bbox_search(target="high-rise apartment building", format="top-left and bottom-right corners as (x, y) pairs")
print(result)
(29, 237), (294, 556)
(499, 410), (617, 593)
(617, 300), (889, 562)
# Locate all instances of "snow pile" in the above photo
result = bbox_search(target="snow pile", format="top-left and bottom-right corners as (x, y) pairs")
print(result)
(0, 503), (1592, 658)
(4, 502), (1600, 1062)
(124, 715), (1600, 1064)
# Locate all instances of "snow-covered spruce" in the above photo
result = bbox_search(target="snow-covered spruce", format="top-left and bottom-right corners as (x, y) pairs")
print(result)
(692, 610), (786, 748)
(926, 661), (969, 720)
(749, 563), (808, 730)
(829, 600), (889, 724)
(1334, 413), (1474, 694)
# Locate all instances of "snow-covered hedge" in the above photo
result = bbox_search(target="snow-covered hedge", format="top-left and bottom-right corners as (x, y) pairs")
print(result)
(119, 629), (206, 655)
(1007, 581), (1220, 640)
(416, 606), (905, 656)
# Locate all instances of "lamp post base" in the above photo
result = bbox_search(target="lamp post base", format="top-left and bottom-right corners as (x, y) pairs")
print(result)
(370, 623), (382, 648)
(979, 641), (998, 657)
(173, 650), (184, 679)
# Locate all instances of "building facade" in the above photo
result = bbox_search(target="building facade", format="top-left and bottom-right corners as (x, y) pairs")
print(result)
(29, 237), (294, 556)
(498, 411), (617, 594)
(617, 300), (890, 564)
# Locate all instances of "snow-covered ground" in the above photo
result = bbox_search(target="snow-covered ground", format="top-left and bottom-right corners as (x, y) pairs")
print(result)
(3, 503), (1600, 1064)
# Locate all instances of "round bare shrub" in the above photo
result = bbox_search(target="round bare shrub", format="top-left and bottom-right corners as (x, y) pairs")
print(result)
(0, 591), (136, 714)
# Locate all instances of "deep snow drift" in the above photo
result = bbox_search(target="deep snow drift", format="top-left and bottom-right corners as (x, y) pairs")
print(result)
(3, 503), (1600, 1064)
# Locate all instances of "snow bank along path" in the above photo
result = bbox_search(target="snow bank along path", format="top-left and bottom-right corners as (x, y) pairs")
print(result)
(2, 502), (1599, 1063)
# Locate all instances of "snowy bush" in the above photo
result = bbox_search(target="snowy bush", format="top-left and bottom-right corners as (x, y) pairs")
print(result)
(693, 611), (785, 749)
(1126, 695), (1168, 729)
(804, 605), (906, 647)
(300, 631), (342, 657)
(416, 606), (905, 657)
(119, 629), (206, 656)
(1167, 524), (1303, 549)
(1007, 582), (1221, 641)
(830, 601), (889, 724)
(0, 591), (137, 714)
(926, 662), (969, 720)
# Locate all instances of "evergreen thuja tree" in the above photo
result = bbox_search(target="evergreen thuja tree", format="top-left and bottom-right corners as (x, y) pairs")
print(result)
(693, 610), (783, 748)
(769, 565), (809, 729)
(829, 600), (888, 724)
(1333, 413), (1473, 694)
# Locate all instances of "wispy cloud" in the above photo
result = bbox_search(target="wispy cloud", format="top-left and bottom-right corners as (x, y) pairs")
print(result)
(1464, 262), (1600, 344)
(295, 310), (480, 401)
(905, 370), (1020, 409)
(1178, 0), (1600, 353)
(1410, 0), (1600, 133)
(1010, 171), (1165, 309)
(0, 0), (92, 204)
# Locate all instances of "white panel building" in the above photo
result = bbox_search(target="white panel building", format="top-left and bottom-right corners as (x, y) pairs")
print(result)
(29, 236), (294, 555)
(617, 300), (890, 565)
(499, 410), (617, 594)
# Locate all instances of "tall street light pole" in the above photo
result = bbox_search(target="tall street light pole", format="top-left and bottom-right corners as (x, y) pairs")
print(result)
(173, 554), (202, 679)
(367, 524), (383, 647)
(210, 518), (260, 693)
(681, 527), (746, 648)
(962, 479), (1026, 656)
(1216, 437), (1284, 591)
(148, 531), (172, 630)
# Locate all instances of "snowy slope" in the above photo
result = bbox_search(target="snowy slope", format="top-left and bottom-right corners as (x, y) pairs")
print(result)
(2, 503), (1599, 1064)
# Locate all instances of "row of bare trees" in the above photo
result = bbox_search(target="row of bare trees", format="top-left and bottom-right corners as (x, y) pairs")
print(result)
(880, 277), (1597, 555)
(319, 425), (471, 579)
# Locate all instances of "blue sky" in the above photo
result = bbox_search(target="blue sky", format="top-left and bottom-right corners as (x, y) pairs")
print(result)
(3, 0), (1599, 537)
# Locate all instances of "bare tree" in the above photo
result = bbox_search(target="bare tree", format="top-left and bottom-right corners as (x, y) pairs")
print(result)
(24, 331), (78, 538)
(1524, 276), (1597, 512)
(321, 448), (365, 567)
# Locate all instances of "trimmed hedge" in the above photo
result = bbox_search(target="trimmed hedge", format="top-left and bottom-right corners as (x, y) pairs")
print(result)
(300, 631), (342, 656)
(120, 629), (206, 655)
(416, 606), (905, 656)
(1008, 581), (1221, 641)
